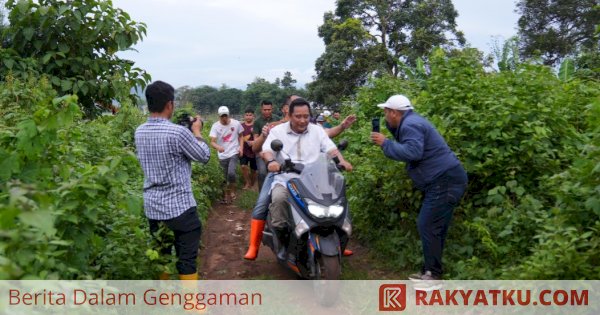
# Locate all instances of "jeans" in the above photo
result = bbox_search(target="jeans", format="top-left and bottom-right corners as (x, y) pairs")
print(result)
(148, 207), (202, 275)
(219, 156), (239, 183)
(256, 157), (267, 192)
(251, 173), (274, 220)
(417, 164), (468, 277)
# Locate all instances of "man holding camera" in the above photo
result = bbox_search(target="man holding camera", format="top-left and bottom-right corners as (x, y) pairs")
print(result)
(135, 81), (210, 280)
(370, 94), (467, 281)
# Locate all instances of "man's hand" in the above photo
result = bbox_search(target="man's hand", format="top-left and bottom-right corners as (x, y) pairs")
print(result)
(261, 125), (270, 137)
(341, 114), (356, 130)
(371, 132), (386, 146)
(239, 147), (243, 157)
(192, 115), (203, 136)
(267, 161), (280, 172)
(218, 146), (225, 153)
(339, 160), (353, 172)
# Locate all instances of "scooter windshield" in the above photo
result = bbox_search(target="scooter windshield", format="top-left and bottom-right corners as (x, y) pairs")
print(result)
(297, 153), (345, 200)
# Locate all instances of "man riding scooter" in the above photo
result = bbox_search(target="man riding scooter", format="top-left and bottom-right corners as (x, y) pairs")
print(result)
(262, 98), (353, 259)
(244, 96), (356, 260)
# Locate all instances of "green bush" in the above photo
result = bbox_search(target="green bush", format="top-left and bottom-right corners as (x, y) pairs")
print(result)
(341, 48), (600, 279)
(0, 77), (222, 279)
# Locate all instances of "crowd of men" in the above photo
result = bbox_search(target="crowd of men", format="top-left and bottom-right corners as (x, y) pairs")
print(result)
(135, 81), (466, 283)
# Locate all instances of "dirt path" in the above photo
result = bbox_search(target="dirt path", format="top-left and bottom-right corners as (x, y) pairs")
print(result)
(198, 192), (404, 280)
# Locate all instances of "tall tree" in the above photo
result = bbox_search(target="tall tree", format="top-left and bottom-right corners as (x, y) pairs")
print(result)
(517, 0), (600, 65)
(310, 0), (465, 106)
(1, 0), (150, 116)
(190, 85), (218, 114)
(280, 71), (297, 89)
(216, 85), (243, 114)
(309, 15), (381, 107)
(175, 85), (194, 106)
(242, 77), (285, 112)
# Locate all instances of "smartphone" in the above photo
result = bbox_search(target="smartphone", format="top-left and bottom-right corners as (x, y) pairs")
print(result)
(371, 117), (380, 133)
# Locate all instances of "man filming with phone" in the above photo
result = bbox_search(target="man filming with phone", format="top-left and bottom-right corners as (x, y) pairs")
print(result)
(370, 94), (467, 282)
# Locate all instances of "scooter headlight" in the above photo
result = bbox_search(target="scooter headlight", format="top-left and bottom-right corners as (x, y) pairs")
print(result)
(328, 205), (344, 217)
(307, 200), (327, 218)
(306, 199), (344, 219)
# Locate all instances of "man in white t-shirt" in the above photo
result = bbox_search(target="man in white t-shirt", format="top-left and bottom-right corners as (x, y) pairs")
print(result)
(210, 106), (244, 204)
(261, 98), (352, 251)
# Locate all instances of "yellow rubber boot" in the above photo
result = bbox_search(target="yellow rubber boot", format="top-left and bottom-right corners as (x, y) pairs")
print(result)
(179, 273), (205, 313)
(159, 272), (170, 280)
(179, 273), (198, 280)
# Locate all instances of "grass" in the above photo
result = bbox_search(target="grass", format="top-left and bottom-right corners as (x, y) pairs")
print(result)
(234, 187), (259, 210)
(341, 260), (371, 279)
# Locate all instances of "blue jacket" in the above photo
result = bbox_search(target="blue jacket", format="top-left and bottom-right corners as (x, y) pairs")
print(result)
(382, 110), (461, 190)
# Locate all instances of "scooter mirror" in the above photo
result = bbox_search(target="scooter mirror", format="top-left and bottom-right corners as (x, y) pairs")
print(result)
(271, 139), (284, 152)
(337, 139), (348, 151)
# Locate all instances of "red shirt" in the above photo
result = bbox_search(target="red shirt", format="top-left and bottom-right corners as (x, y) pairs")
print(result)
(241, 122), (255, 158)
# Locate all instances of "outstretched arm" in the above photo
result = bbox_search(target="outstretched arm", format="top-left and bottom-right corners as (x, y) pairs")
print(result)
(326, 114), (356, 138)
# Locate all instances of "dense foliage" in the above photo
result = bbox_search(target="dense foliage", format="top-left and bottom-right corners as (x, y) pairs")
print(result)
(516, 0), (599, 66)
(0, 0), (225, 280)
(340, 48), (600, 279)
(309, 0), (465, 106)
(0, 77), (223, 279)
(1, 0), (151, 116)
(1, 0), (598, 281)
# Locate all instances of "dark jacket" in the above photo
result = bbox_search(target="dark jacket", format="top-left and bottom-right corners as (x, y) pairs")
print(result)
(382, 110), (461, 190)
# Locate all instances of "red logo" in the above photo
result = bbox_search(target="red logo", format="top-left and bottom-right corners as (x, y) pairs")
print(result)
(379, 284), (406, 311)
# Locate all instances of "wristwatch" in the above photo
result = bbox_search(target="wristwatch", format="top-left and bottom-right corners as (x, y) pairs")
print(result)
(265, 159), (276, 168)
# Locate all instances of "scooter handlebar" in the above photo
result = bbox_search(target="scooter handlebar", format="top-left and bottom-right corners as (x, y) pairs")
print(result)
(332, 156), (346, 171)
(279, 159), (303, 174)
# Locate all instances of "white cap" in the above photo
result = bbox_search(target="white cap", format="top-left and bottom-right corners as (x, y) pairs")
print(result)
(323, 110), (331, 117)
(217, 106), (229, 116)
(377, 95), (413, 111)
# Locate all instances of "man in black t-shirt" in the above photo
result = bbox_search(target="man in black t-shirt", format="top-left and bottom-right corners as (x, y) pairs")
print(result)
(252, 100), (280, 191)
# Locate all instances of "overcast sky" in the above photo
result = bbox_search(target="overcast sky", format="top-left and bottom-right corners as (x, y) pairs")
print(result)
(113, 0), (519, 90)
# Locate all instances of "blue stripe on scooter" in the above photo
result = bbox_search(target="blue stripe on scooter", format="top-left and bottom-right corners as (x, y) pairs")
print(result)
(287, 181), (306, 209)
(308, 233), (319, 252)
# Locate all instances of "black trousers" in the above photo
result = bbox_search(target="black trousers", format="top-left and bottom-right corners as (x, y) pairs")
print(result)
(149, 207), (202, 275)
(417, 164), (468, 277)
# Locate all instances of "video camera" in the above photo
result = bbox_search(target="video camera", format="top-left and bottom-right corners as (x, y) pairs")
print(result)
(176, 115), (201, 132)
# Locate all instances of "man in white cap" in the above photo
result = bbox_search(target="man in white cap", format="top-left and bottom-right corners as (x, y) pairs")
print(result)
(210, 106), (244, 204)
(371, 95), (467, 282)
(322, 110), (333, 128)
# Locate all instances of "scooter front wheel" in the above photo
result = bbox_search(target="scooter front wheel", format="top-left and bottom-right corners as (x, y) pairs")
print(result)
(316, 255), (340, 280)
(314, 255), (341, 307)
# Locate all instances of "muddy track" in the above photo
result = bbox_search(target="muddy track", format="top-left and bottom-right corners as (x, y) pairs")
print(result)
(198, 194), (403, 280)
(198, 201), (296, 280)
